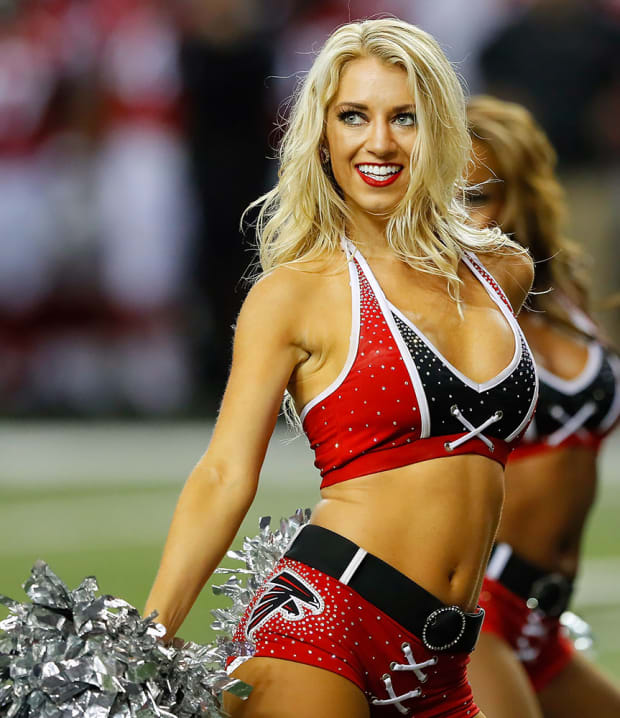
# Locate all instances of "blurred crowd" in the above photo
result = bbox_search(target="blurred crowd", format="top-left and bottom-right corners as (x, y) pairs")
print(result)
(1, 0), (619, 417)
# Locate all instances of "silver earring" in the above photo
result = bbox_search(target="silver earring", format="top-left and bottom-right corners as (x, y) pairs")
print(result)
(319, 145), (330, 164)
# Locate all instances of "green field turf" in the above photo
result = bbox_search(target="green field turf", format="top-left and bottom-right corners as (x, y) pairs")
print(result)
(1, 422), (619, 681)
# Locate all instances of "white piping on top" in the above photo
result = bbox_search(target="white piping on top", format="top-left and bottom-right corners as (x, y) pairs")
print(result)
(456, 253), (522, 390)
(546, 402), (597, 447)
(298, 242), (361, 424)
(297, 244), (540, 445)
(379, 252), (524, 393)
(350, 242), (431, 438)
(600, 354), (620, 432)
(537, 342), (603, 395)
(505, 353), (538, 443)
(388, 300), (520, 394)
(523, 419), (538, 443)
(462, 252), (538, 442)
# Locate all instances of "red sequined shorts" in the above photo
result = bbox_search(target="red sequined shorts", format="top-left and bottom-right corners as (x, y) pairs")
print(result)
(226, 525), (484, 717)
(479, 577), (574, 692)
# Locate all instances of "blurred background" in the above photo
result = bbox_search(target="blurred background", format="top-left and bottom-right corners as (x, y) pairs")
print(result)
(0, 0), (619, 677)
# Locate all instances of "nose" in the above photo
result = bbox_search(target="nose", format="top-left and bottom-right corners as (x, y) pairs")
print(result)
(366, 118), (396, 157)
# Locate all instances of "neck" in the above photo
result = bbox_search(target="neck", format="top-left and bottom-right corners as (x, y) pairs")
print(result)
(347, 208), (393, 258)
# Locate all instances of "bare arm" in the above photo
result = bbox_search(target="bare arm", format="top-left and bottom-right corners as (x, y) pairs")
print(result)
(144, 270), (309, 638)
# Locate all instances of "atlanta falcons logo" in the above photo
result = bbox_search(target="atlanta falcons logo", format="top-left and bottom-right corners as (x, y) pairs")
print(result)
(246, 570), (324, 637)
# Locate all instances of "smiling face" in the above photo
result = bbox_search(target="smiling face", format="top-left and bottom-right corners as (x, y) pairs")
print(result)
(324, 56), (417, 221)
(466, 138), (506, 229)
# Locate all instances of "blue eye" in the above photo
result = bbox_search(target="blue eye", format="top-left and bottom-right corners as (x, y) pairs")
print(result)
(337, 110), (365, 125)
(393, 113), (416, 126)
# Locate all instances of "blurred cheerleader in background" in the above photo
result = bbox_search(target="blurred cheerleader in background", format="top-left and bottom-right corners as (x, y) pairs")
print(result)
(466, 95), (620, 718)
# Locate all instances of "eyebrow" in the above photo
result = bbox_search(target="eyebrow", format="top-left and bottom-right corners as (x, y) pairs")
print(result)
(334, 102), (415, 113)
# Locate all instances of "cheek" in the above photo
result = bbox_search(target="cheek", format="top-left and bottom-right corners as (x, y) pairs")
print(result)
(327, 135), (357, 187)
(402, 130), (417, 159)
(329, 129), (356, 164)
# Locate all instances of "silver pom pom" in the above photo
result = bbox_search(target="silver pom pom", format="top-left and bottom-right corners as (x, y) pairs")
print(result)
(0, 560), (251, 717)
(0, 510), (311, 716)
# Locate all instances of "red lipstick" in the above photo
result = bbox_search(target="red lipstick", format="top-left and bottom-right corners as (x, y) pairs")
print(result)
(355, 164), (403, 187)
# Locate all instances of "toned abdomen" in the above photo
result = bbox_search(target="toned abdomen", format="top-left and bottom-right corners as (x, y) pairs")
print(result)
(312, 454), (505, 612)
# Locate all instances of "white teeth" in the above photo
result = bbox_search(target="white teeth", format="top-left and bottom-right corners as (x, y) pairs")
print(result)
(357, 164), (402, 178)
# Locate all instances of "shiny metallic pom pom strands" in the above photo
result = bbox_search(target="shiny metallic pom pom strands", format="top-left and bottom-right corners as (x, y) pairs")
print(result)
(0, 561), (252, 717)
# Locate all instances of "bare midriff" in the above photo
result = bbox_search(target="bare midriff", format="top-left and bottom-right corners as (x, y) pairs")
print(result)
(310, 454), (505, 613)
(497, 446), (597, 577)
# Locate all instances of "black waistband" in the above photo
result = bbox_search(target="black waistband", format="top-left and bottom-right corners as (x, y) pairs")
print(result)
(487, 543), (574, 617)
(284, 524), (484, 654)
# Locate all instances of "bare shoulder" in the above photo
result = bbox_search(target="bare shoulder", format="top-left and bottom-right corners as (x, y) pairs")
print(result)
(242, 253), (349, 339)
(475, 246), (534, 314)
(253, 254), (348, 302)
(249, 264), (308, 309)
(240, 267), (307, 343)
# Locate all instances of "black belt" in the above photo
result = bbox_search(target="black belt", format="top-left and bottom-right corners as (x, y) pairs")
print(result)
(488, 543), (574, 617)
(284, 524), (484, 654)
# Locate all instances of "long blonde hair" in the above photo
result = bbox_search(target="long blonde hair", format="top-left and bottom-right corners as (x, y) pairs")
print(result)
(466, 94), (590, 318)
(247, 19), (517, 304)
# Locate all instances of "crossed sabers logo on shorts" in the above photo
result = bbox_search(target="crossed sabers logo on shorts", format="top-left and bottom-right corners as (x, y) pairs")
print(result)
(247, 570), (324, 637)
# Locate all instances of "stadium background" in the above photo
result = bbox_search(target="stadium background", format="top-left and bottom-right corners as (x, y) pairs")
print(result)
(1, 0), (619, 681)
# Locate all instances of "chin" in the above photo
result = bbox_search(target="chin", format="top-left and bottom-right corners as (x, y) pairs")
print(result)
(358, 198), (401, 217)
(346, 191), (403, 217)
(366, 205), (398, 217)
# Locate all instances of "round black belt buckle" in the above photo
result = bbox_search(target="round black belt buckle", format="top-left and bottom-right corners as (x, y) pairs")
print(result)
(527, 573), (572, 616)
(422, 605), (467, 651)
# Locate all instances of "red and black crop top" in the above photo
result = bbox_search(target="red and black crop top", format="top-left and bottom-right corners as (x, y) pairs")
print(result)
(301, 240), (539, 488)
(510, 313), (620, 459)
